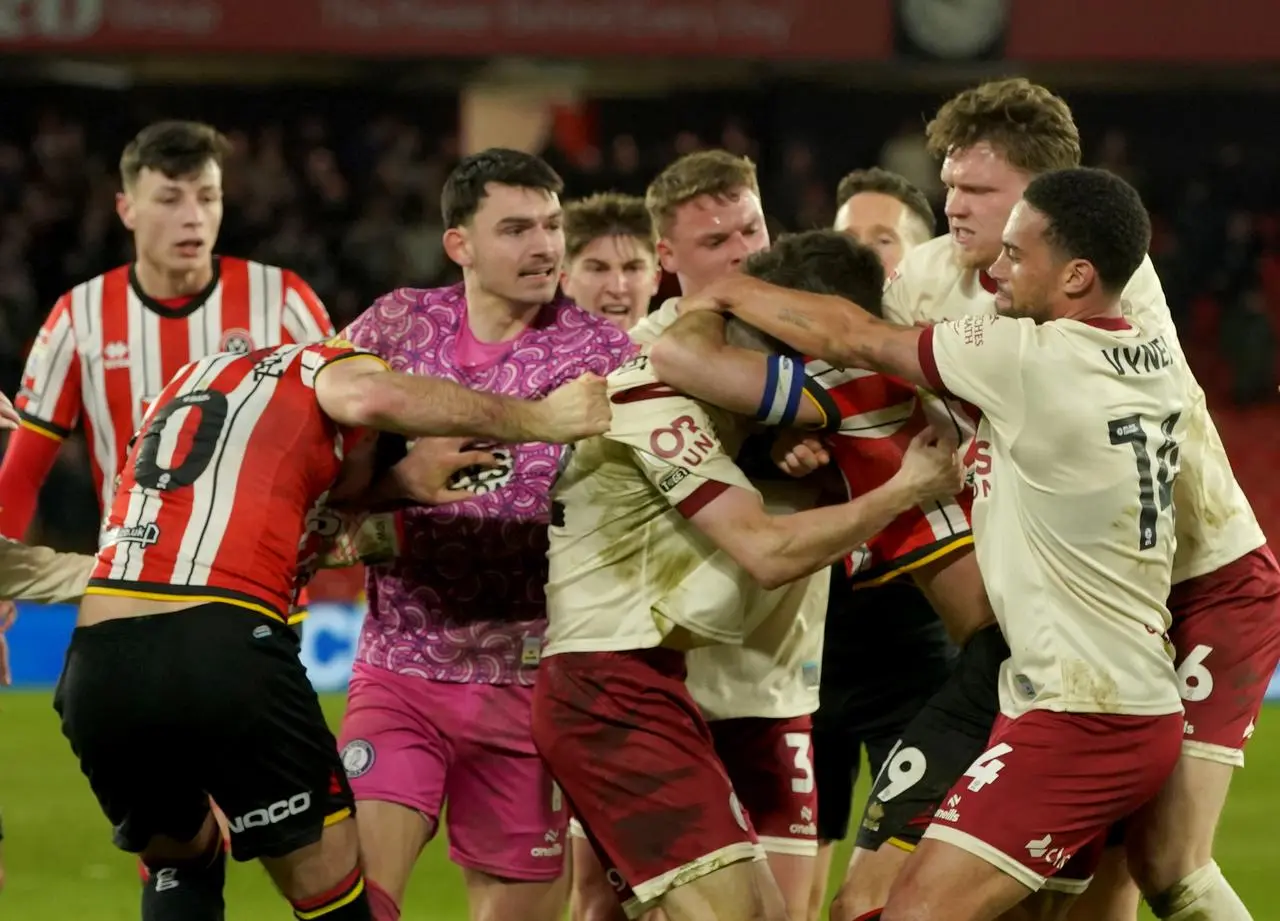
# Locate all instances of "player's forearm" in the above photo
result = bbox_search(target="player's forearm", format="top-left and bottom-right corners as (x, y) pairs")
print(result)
(351, 371), (556, 444)
(748, 478), (919, 589)
(724, 282), (862, 368)
(0, 539), (94, 604)
(722, 279), (930, 388)
(649, 313), (760, 416)
(0, 427), (62, 539)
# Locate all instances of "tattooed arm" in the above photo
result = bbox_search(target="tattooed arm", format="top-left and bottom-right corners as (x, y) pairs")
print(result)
(684, 274), (929, 388)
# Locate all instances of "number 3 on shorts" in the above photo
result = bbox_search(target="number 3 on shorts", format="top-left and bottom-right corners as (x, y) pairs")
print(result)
(964, 742), (1013, 792)
(784, 732), (815, 794)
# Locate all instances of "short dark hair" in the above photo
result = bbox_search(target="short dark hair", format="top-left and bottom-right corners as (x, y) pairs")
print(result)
(926, 77), (1081, 175)
(564, 193), (656, 260)
(120, 121), (231, 188)
(744, 229), (886, 316)
(440, 148), (564, 228)
(835, 167), (936, 236)
(1022, 168), (1151, 294)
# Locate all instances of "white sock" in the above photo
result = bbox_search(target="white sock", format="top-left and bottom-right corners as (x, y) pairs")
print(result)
(1149, 861), (1253, 921)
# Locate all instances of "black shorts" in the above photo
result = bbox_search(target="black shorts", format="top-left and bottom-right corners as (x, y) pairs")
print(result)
(54, 602), (353, 862)
(854, 622), (1006, 851)
(812, 571), (955, 842)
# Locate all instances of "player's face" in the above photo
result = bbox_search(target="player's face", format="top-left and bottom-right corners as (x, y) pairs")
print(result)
(658, 189), (769, 295)
(834, 191), (919, 275)
(117, 162), (223, 275)
(561, 234), (661, 331)
(940, 143), (1030, 271)
(446, 183), (565, 308)
(988, 201), (1060, 323)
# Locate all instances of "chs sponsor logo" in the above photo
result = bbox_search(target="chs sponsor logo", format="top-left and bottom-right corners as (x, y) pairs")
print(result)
(530, 829), (563, 858)
(227, 793), (311, 834)
(1025, 834), (1071, 870)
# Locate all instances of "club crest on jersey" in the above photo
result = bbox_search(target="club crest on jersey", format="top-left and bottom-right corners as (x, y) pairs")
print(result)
(448, 447), (515, 495)
(102, 522), (160, 549)
(220, 329), (254, 354)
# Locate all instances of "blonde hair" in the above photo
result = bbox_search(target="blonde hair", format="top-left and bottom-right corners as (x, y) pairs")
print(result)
(644, 150), (760, 236)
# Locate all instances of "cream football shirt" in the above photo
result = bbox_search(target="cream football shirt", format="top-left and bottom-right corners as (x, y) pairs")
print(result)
(887, 236), (1265, 584)
(922, 312), (1185, 718)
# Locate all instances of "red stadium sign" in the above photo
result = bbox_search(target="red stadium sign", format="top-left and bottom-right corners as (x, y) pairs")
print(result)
(1006, 0), (1280, 62)
(0, 0), (891, 58)
(3, 0), (1273, 60)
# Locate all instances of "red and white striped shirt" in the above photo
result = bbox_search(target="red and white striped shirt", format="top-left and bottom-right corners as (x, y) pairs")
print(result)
(88, 343), (370, 623)
(10, 257), (333, 516)
(806, 358), (974, 586)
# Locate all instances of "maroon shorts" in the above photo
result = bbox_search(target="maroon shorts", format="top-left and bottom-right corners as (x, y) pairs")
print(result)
(709, 715), (818, 856)
(1169, 546), (1280, 766)
(532, 649), (762, 917)
(923, 709), (1182, 894)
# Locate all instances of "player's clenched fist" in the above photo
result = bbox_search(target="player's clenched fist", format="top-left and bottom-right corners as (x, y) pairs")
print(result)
(892, 426), (966, 503)
(534, 373), (612, 443)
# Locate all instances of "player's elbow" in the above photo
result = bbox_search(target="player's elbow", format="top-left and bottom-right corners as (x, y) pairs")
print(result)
(729, 542), (792, 590)
(318, 371), (392, 429)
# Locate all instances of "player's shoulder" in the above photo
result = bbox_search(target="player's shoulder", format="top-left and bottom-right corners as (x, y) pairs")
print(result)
(607, 353), (701, 416)
(54, 263), (132, 318)
(628, 297), (682, 347)
(1118, 256), (1173, 334)
(544, 296), (634, 347)
(889, 235), (957, 289)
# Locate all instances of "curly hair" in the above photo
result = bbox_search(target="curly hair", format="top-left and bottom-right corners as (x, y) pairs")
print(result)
(925, 78), (1081, 175)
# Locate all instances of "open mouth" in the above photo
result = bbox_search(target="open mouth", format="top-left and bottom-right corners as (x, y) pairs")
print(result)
(599, 304), (631, 315)
(519, 267), (556, 280)
(175, 239), (205, 256)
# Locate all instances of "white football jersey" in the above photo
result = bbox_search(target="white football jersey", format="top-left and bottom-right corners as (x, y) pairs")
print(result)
(887, 236), (1265, 584)
(922, 312), (1185, 718)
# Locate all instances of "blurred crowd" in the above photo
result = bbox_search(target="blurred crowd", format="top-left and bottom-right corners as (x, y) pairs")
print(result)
(0, 84), (1277, 549)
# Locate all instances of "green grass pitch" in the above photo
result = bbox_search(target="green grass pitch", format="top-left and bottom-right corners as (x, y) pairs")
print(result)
(2, 692), (1276, 920)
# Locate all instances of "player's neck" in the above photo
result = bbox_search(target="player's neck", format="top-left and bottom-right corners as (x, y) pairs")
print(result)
(1056, 295), (1123, 325)
(133, 258), (215, 300)
(463, 281), (544, 343)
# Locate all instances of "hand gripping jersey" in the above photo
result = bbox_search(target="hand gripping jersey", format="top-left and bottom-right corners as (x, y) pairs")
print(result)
(806, 359), (973, 585)
(343, 284), (636, 685)
(87, 342), (372, 623)
(603, 300), (829, 719)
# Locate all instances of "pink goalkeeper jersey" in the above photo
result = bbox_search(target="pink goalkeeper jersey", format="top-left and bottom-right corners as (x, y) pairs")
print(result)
(344, 283), (636, 685)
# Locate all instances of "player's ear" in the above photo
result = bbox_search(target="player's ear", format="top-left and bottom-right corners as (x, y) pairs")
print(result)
(656, 238), (678, 276)
(1061, 258), (1094, 297)
(116, 191), (136, 232)
(443, 226), (472, 269)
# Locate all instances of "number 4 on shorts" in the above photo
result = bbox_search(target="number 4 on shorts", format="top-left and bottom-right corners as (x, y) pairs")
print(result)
(964, 742), (1013, 792)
